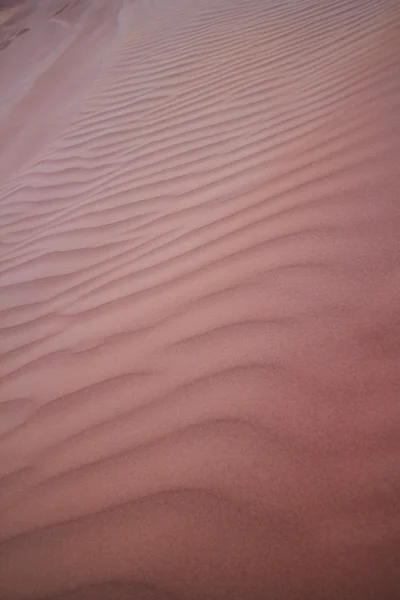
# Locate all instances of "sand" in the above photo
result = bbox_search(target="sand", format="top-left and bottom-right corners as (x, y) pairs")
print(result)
(0, 0), (399, 598)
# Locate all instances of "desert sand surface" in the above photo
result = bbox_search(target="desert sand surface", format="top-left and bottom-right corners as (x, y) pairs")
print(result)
(0, 0), (399, 598)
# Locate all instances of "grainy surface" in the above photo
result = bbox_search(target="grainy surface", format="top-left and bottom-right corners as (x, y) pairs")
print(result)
(0, 1), (400, 598)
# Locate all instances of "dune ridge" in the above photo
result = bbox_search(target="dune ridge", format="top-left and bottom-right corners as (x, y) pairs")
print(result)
(0, 0), (400, 598)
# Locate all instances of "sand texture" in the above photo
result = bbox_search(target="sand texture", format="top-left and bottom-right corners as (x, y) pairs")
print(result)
(0, 0), (400, 598)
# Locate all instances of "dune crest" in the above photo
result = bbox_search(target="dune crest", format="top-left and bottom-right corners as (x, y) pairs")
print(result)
(0, 0), (123, 180)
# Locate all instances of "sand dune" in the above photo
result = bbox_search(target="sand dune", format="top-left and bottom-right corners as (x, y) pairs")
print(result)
(0, 0), (400, 598)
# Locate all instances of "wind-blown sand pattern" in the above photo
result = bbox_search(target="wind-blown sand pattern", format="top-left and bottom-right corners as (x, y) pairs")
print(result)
(0, 0), (399, 598)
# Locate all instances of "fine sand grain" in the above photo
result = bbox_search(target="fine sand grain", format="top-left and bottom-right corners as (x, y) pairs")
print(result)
(0, 1), (400, 599)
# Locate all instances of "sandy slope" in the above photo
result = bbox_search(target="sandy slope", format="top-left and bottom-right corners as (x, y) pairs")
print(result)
(0, 0), (400, 598)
